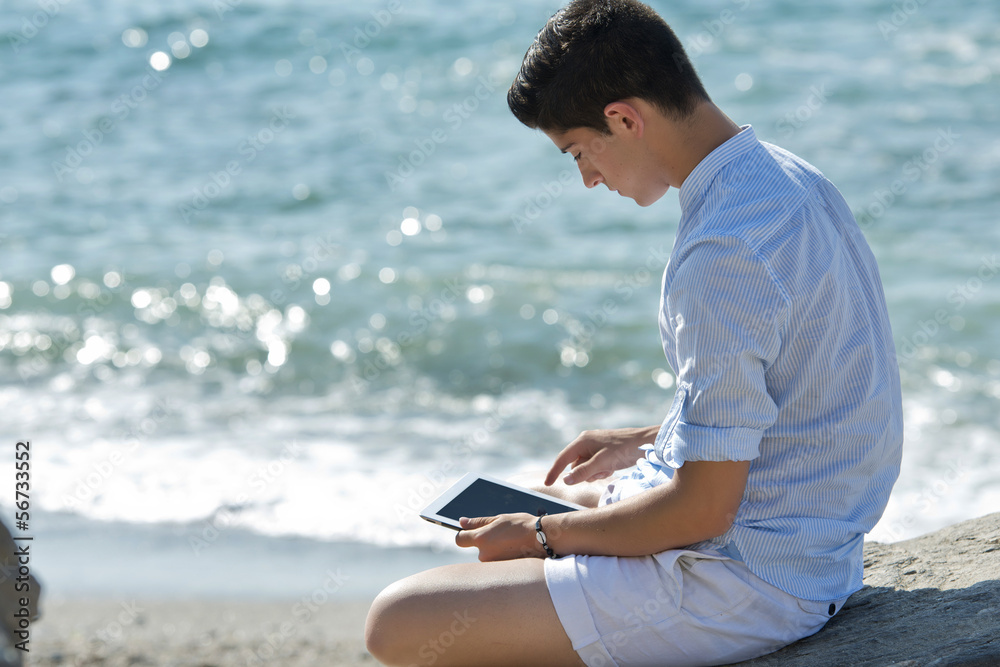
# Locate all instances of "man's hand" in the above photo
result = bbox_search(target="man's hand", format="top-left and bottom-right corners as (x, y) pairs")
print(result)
(455, 514), (546, 562)
(545, 426), (660, 486)
(456, 458), (751, 560)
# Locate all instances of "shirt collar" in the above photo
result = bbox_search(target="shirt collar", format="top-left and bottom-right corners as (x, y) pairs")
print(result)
(677, 124), (758, 215)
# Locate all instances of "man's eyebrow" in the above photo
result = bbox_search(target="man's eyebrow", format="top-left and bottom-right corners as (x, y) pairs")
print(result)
(559, 143), (575, 154)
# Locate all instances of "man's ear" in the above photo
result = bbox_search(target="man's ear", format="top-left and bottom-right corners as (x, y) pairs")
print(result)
(603, 101), (645, 139)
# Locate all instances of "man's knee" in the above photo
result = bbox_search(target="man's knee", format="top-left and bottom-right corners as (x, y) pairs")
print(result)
(365, 581), (416, 666)
(366, 576), (482, 666)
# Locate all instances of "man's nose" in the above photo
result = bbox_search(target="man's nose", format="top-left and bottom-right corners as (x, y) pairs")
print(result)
(578, 162), (604, 189)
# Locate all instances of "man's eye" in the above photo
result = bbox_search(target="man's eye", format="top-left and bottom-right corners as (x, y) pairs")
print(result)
(573, 153), (582, 162)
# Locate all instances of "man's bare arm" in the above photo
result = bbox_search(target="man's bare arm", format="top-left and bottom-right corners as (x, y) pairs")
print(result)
(457, 458), (749, 560)
(544, 459), (750, 556)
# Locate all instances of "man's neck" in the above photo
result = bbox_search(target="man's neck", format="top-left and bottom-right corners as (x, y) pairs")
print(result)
(650, 101), (741, 190)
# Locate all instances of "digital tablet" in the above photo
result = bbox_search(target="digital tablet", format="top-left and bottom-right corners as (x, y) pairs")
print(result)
(420, 473), (586, 530)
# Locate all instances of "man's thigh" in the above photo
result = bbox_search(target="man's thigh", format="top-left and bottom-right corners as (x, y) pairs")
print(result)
(366, 558), (585, 667)
(545, 550), (837, 667)
(507, 469), (609, 508)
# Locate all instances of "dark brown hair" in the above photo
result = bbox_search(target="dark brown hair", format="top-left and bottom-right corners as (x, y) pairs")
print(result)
(508, 0), (710, 134)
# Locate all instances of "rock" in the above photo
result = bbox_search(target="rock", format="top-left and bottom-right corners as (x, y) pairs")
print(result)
(0, 518), (41, 667)
(737, 512), (1000, 666)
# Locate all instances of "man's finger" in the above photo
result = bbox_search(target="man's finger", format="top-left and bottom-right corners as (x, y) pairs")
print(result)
(565, 460), (610, 485)
(543, 463), (564, 487)
(455, 515), (494, 549)
(545, 449), (581, 485)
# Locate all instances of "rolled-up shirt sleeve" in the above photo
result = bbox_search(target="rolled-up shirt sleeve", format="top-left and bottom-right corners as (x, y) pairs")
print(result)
(653, 235), (788, 468)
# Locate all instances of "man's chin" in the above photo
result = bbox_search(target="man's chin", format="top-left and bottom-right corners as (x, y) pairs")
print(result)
(633, 187), (669, 207)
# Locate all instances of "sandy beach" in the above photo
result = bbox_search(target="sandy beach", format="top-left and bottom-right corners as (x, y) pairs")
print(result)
(32, 597), (376, 666)
(26, 513), (1000, 665)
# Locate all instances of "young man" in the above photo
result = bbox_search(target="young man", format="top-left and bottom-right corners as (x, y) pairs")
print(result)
(365, 1), (903, 665)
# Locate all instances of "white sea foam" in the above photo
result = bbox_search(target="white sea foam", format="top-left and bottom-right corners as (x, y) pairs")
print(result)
(4, 373), (995, 550)
(1, 0), (996, 587)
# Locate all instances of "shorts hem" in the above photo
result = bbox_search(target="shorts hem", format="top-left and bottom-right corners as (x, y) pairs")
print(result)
(544, 555), (618, 667)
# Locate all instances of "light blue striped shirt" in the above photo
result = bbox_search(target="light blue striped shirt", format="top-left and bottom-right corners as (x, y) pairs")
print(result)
(649, 125), (903, 601)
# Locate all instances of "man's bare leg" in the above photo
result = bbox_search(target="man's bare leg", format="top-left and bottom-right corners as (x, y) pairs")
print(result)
(506, 469), (611, 508)
(365, 558), (585, 667)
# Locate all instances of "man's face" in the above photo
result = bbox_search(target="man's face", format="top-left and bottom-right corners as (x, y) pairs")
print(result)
(543, 125), (669, 207)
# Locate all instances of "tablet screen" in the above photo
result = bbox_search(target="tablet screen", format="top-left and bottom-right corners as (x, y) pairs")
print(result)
(436, 477), (580, 522)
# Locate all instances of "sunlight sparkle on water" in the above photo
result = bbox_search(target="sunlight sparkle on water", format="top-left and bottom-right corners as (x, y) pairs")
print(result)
(51, 264), (75, 285)
(150, 51), (171, 71)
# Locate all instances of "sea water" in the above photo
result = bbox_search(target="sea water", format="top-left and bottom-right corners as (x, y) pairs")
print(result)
(1, 0), (998, 599)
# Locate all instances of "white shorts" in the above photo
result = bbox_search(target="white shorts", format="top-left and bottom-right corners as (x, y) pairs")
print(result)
(544, 467), (848, 667)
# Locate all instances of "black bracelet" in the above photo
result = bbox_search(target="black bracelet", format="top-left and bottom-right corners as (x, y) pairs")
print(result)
(535, 514), (557, 559)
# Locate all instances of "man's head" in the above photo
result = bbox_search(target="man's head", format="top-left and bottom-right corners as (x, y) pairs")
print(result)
(508, 0), (713, 206)
(507, 0), (709, 135)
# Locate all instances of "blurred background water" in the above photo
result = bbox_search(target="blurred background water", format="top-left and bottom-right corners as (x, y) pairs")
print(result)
(1, 0), (998, 600)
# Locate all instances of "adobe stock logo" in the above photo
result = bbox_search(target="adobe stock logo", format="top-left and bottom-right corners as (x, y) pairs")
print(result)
(52, 66), (168, 182)
(877, 0), (932, 40)
(896, 255), (998, 361)
(8, 0), (72, 55)
(339, 0), (404, 73)
(856, 127), (959, 230)
(178, 107), (296, 222)
(776, 85), (829, 139)
(384, 74), (502, 191)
